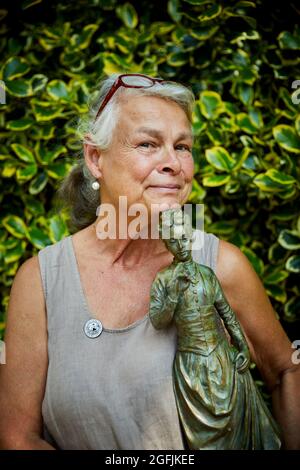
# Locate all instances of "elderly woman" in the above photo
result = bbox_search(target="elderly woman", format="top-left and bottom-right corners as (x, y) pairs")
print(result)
(0, 73), (299, 450)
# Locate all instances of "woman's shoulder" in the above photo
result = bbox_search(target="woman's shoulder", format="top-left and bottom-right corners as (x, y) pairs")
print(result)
(37, 235), (71, 265)
(8, 254), (45, 316)
(15, 255), (41, 280)
(38, 234), (70, 254)
(215, 238), (248, 279)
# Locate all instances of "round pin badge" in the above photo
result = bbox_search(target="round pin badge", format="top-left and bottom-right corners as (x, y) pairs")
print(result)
(84, 318), (103, 338)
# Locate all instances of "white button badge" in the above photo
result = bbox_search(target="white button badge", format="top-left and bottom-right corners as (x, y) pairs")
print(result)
(84, 319), (103, 338)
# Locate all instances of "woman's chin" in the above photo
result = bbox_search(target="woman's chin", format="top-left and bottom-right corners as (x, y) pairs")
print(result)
(145, 196), (183, 213)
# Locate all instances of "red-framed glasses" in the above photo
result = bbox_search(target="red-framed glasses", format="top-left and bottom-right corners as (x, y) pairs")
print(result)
(94, 73), (166, 121)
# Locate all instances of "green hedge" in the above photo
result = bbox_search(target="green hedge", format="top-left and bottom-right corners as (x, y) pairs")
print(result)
(0, 0), (299, 345)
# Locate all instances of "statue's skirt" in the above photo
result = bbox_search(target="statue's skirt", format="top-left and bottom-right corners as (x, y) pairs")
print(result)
(173, 339), (282, 450)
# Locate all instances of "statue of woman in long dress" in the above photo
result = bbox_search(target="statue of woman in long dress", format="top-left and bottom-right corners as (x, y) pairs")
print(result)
(149, 209), (282, 450)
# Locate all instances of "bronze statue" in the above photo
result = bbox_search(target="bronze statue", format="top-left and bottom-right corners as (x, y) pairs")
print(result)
(149, 209), (282, 450)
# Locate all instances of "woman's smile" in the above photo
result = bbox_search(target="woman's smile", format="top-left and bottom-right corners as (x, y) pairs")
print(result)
(147, 184), (181, 193)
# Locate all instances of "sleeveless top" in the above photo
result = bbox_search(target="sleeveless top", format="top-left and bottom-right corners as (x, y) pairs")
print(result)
(38, 230), (219, 450)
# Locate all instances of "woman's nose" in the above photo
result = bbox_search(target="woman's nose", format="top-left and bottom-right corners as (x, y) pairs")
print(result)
(156, 147), (182, 174)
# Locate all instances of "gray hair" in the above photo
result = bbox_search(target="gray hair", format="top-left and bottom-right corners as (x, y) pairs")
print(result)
(58, 73), (195, 232)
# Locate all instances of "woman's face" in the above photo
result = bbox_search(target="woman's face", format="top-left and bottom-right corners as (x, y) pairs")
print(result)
(97, 95), (194, 215)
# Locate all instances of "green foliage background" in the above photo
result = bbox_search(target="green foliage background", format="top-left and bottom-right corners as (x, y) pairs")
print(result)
(0, 0), (300, 353)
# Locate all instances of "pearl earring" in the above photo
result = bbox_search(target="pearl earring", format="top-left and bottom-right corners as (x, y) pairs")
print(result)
(92, 180), (100, 190)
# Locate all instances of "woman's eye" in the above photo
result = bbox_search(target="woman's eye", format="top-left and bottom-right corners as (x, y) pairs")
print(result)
(176, 145), (191, 152)
(139, 142), (156, 148)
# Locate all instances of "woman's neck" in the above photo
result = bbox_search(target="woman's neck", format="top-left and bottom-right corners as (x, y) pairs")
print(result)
(87, 223), (170, 268)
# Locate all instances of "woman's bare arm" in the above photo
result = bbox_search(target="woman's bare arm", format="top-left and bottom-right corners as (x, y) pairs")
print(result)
(0, 256), (55, 450)
(216, 239), (300, 449)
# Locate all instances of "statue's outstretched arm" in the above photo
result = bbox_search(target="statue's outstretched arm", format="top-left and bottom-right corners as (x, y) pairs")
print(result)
(149, 275), (177, 330)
